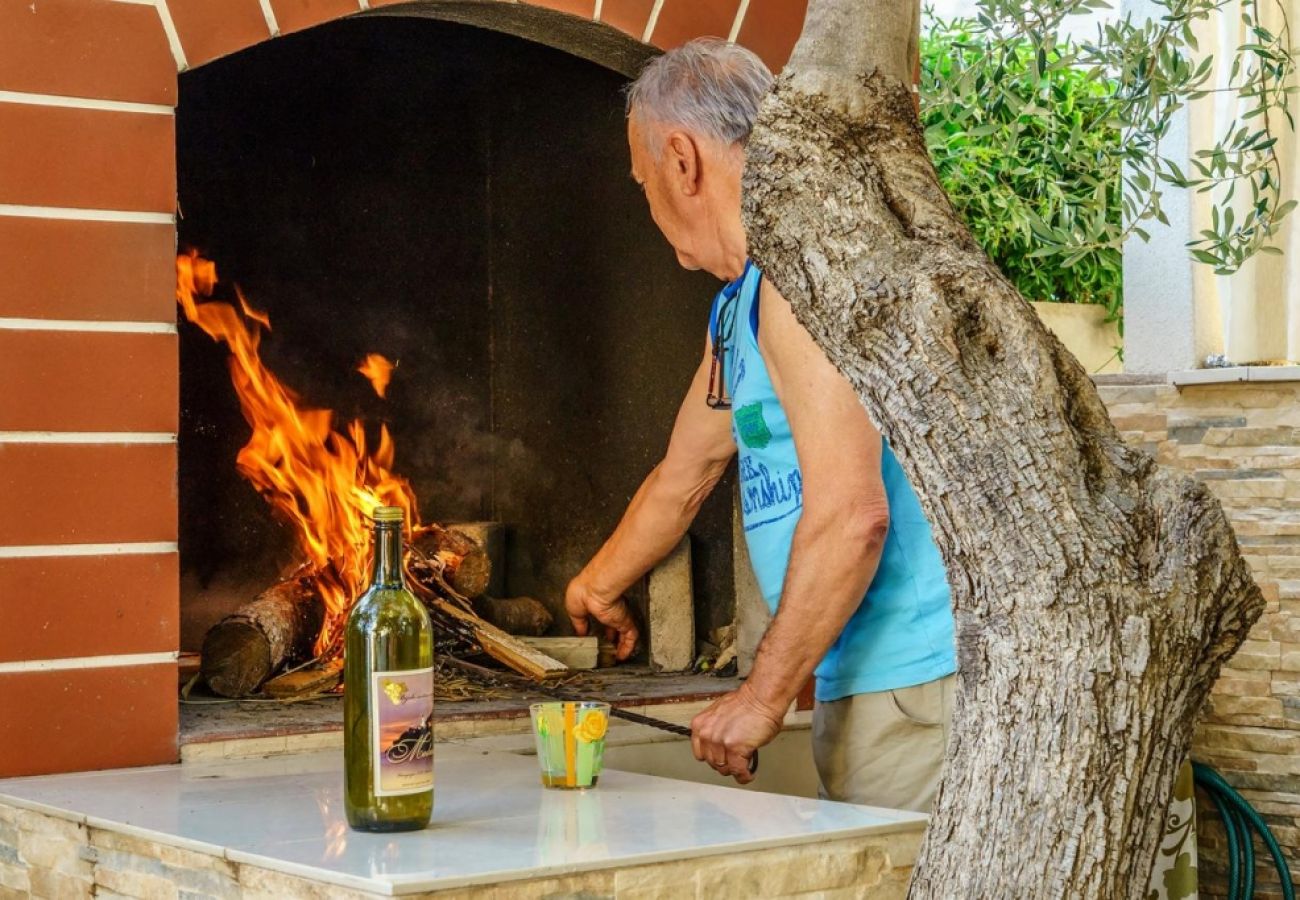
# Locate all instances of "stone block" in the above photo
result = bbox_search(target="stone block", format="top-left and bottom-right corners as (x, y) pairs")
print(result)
(27, 866), (93, 899)
(1282, 644), (1300, 672)
(1199, 724), (1300, 756)
(695, 842), (891, 896)
(647, 536), (694, 673)
(1211, 670), (1274, 697)
(1204, 694), (1284, 727)
(18, 832), (91, 876)
(94, 864), (178, 900)
(1225, 639), (1282, 670)
(237, 864), (381, 899)
(1111, 413), (1168, 433)
(0, 861), (30, 894)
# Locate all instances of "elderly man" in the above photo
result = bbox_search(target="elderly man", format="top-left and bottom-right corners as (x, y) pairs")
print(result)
(564, 39), (956, 812)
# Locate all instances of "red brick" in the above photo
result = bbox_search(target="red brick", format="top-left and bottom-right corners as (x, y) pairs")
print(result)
(648, 0), (740, 49)
(0, 0), (176, 105)
(599, 0), (655, 41)
(0, 444), (177, 546)
(0, 554), (177, 663)
(167, 0), (272, 69)
(0, 218), (176, 322)
(0, 331), (178, 432)
(0, 103), (174, 213)
(0, 664), (177, 776)
(269, 0), (359, 35)
(528, 0), (596, 19)
(735, 0), (807, 73)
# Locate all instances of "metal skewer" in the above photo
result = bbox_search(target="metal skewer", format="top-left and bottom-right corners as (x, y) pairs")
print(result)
(442, 657), (758, 775)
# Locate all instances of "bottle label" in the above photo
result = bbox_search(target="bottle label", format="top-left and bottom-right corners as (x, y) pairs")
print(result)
(370, 666), (435, 797)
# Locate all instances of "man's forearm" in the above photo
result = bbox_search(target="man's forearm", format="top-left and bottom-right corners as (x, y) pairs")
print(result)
(743, 510), (888, 711)
(580, 460), (726, 599)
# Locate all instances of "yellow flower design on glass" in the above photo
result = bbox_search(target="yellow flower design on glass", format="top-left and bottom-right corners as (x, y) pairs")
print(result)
(574, 710), (608, 743)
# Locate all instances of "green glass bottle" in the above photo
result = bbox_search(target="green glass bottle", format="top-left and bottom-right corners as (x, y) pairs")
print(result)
(344, 506), (434, 832)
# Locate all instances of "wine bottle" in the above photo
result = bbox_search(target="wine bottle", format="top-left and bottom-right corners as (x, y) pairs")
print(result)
(344, 506), (434, 831)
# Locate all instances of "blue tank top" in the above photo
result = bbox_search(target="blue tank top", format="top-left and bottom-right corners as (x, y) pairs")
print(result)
(710, 262), (956, 701)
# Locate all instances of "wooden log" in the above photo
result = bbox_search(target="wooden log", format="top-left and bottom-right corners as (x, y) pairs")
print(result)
(262, 658), (343, 698)
(200, 577), (323, 698)
(474, 595), (553, 636)
(520, 636), (597, 670)
(448, 522), (505, 596)
(430, 597), (568, 680)
(413, 525), (491, 598)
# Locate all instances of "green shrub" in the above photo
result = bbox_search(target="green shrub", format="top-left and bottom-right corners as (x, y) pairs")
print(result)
(921, 19), (1123, 320)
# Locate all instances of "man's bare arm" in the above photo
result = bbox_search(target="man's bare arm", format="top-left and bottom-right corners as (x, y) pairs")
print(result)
(745, 281), (890, 711)
(691, 280), (889, 780)
(566, 337), (737, 659)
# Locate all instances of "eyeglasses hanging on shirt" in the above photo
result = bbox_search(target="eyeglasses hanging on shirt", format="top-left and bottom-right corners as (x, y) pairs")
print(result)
(707, 264), (748, 410)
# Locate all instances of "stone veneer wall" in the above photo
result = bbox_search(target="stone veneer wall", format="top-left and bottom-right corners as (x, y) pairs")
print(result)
(0, 799), (920, 900)
(1098, 376), (1300, 899)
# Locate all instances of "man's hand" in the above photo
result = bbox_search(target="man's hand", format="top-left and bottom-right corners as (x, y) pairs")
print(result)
(565, 575), (639, 661)
(689, 684), (785, 785)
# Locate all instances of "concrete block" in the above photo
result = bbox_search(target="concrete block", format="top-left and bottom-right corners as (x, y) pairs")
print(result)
(648, 536), (694, 673)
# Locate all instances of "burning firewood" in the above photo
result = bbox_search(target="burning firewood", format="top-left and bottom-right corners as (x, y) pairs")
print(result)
(179, 252), (568, 699)
(200, 553), (565, 698)
(200, 576), (323, 698)
(413, 525), (492, 599)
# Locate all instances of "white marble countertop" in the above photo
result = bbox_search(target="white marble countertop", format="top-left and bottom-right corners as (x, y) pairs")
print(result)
(0, 745), (925, 895)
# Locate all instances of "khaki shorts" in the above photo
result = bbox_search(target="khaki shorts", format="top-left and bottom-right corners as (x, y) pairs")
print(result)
(812, 673), (955, 813)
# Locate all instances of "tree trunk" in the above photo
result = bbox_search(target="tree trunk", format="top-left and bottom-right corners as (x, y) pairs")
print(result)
(744, 1), (1265, 895)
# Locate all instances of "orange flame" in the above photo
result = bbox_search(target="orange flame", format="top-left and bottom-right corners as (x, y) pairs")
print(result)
(176, 250), (420, 658)
(357, 353), (395, 399)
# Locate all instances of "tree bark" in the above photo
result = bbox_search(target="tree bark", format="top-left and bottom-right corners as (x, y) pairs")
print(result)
(744, 2), (1265, 895)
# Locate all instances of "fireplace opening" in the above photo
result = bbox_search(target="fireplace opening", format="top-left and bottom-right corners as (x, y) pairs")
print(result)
(175, 14), (740, 711)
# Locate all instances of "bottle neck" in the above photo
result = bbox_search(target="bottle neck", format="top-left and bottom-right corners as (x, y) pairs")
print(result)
(371, 522), (406, 588)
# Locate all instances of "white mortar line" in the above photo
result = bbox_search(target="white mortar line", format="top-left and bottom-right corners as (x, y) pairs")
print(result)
(258, 0), (281, 37)
(0, 432), (176, 445)
(153, 1), (190, 71)
(0, 652), (178, 674)
(0, 318), (176, 334)
(0, 90), (172, 116)
(593, 0), (602, 21)
(642, 0), (666, 43)
(0, 542), (178, 559)
(0, 204), (174, 225)
(727, 0), (751, 42)
(358, 0), (370, 9)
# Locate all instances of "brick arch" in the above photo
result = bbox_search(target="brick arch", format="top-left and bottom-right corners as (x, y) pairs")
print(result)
(0, 0), (804, 777)
(170, 0), (807, 75)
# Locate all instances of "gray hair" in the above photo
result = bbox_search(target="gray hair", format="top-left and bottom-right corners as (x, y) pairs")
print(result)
(626, 38), (774, 147)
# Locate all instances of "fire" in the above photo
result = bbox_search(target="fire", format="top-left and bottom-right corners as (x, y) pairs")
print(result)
(357, 353), (395, 399)
(176, 250), (420, 658)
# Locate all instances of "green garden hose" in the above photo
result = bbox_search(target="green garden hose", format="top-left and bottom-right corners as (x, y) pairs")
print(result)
(1193, 762), (1294, 900)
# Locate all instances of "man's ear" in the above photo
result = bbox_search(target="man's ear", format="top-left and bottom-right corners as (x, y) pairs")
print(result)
(664, 130), (701, 197)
